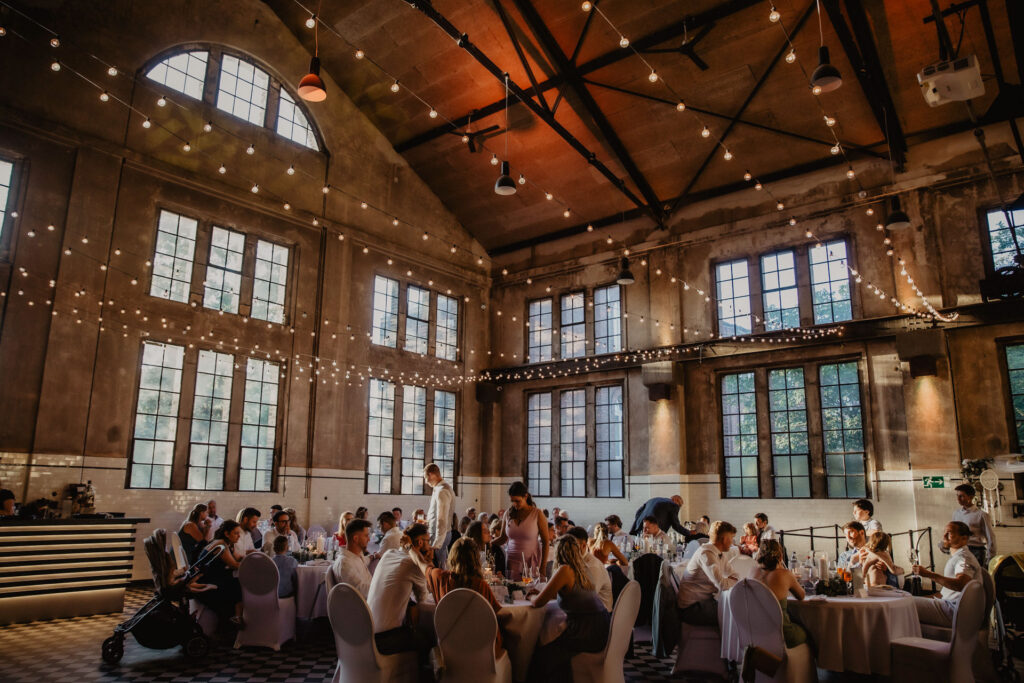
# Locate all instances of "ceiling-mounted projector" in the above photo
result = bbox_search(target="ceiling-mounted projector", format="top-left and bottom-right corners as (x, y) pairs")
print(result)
(917, 54), (984, 107)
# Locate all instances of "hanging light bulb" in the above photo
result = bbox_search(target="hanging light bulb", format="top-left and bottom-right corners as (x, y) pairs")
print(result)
(390, 80), (400, 93)
(769, 5), (781, 22)
(305, 13), (317, 29)
(203, 121), (213, 132)
(251, 184), (259, 193)
(846, 168), (855, 179)
(298, 57), (327, 102)
(99, 91), (110, 102)
(700, 126), (711, 138)
(157, 96), (167, 107)
(354, 49), (365, 59)
(582, 1), (593, 10)
(218, 164), (227, 174)
(723, 149), (733, 161)
(811, 46), (842, 92)
(428, 108), (438, 119)
(494, 161), (516, 195)
(824, 115), (836, 127)
(676, 101), (686, 112)
(743, 171), (753, 181)
(182, 142), (191, 152)
(50, 61), (61, 71)
(755, 182), (763, 190)
(490, 153), (499, 166)
(619, 36), (629, 48)
(648, 70), (658, 83)
(518, 173), (526, 185)
(107, 65), (118, 76)
(776, 201), (785, 210)
(461, 134), (470, 143)
(246, 144), (255, 155)
(866, 206), (874, 216)
(322, 185), (330, 194)
(830, 144), (840, 155)
(563, 208), (571, 218)
(812, 85), (823, 95)
(885, 196), (911, 230)
(141, 117), (152, 128)
(49, 36), (61, 48)
(545, 192), (553, 200)
(616, 257), (635, 285)
(287, 165), (295, 175)
(785, 49), (796, 64)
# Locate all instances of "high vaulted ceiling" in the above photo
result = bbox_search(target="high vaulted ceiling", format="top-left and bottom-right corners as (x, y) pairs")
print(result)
(267, 0), (1023, 254)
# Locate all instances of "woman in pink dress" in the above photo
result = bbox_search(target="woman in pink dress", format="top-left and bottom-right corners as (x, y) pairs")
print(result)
(493, 481), (549, 581)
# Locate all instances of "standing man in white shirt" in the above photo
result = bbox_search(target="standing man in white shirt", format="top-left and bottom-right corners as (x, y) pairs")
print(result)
(204, 500), (224, 541)
(912, 521), (982, 627)
(952, 484), (996, 565)
(375, 511), (404, 557)
(331, 519), (373, 598)
(425, 463), (455, 569)
(852, 499), (882, 535)
(677, 521), (739, 626)
(367, 523), (431, 655)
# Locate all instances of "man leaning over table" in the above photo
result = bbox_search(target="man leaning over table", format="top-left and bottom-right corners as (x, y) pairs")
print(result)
(677, 520), (739, 627)
(912, 521), (981, 628)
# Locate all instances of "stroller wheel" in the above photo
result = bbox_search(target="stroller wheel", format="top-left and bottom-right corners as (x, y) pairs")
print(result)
(184, 634), (209, 658)
(101, 635), (124, 664)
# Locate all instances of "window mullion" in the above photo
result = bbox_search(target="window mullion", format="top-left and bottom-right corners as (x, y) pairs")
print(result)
(754, 369), (774, 497)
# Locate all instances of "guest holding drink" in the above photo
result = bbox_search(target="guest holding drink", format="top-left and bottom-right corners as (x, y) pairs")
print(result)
(912, 521), (981, 628)
(492, 481), (549, 580)
(748, 540), (807, 647)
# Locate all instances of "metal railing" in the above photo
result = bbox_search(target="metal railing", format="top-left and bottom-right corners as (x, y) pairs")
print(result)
(777, 525), (936, 571)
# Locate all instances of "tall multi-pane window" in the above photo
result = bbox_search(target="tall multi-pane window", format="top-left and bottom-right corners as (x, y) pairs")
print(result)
(399, 386), (427, 494)
(819, 361), (866, 498)
(761, 250), (800, 331)
(715, 259), (752, 336)
(435, 294), (458, 361)
(130, 342), (184, 489)
(187, 350), (233, 490)
(404, 286), (430, 354)
(251, 240), (288, 324)
(276, 90), (319, 150)
(528, 299), (553, 363)
(559, 390), (586, 496)
(371, 276), (399, 348)
(216, 54), (269, 126)
(527, 393), (552, 496)
(0, 158), (14, 239)
(594, 284), (622, 354)
(986, 208), (1024, 271)
(145, 51), (209, 100)
(150, 210), (197, 303)
(768, 368), (810, 497)
(203, 227), (245, 314)
(1005, 344), (1024, 447)
(560, 292), (586, 359)
(809, 239), (852, 324)
(595, 385), (624, 497)
(721, 371), (759, 498)
(433, 390), (457, 482)
(366, 379), (395, 494)
(239, 358), (279, 492)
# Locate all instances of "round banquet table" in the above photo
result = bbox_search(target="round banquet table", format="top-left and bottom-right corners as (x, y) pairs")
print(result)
(295, 563), (330, 619)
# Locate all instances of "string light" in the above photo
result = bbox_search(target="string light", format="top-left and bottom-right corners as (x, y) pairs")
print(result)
(700, 127), (710, 138)
(50, 60), (60, 71)
(305, 13), (317, 29)
(245, 144), (255, 155)
(203, 121), (213, 133)
(769, 5), (781, 22)
(354, 49), (364, 59)
(141, 117), (151, 128)
(156, 96), (167, 107)
(390, 80), (400, 93)
(619, 36), (629, 48)
(287, 165), (295, 175)
(106, 65), (117, 76)
(785, 49), (796, 64)
(676, 101), (686, 112)
(98, 91), (109, 102)
(648, 70), (658, 83)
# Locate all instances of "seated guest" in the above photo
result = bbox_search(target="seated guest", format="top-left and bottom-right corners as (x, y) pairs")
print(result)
(529, 536), (611, 682)
(838, 521), (867, 568)
(554, 516), (571, 539)
(913, 521), (981, 628)
(700, 515), (711, 527)
(285, 507), (305, 545)
(604, 514), (628, 541)
(629, 495), (691, 538)
(331, 519), (373, 597)
(465, 519), (504, 574)
(355, 506), (369, 521)
(413, 508), (426, 523)
(861, 532), (900, 587)
(642, 515), (669, 545)
(194, 520), (245, 627)
(677, 521), (739, 627)
(0, 488), (15, 516)
(204, 499), (224, 541)
(568, 527), (613, 611)
(458, 515), (472, 536)
(271, 535), (298, 598)
(588, 522), (628, 566)
(748, 539), (807, 648)
(262, 509), (300, 554)
(376, 511), (404, 557)
(466, 507), (477, 521)
(690, 520), (710, 542)
(853, 499), (882, 534)
(754, 513), (776, 541)
(392, 507), (409, 530)
(427, 537), (506, 657)
(486, 518), (507, 574)
(739, 523), (759, 556)
(270, 504), (283, 517)
(178, 503), (209, 563)
(367, 524), (431, 655)
(234, 507), (261, 558)
(334, 510), (354, 546)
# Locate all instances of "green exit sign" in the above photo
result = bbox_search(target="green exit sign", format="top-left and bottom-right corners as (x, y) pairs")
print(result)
(923, 476), (945, 489)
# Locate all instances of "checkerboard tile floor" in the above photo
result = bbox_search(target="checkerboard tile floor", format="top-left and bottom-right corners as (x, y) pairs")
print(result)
(0, 586), (682, 682)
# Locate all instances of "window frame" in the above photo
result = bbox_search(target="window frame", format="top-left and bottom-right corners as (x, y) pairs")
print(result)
(997, 336), (1024, 452)
(720, 370), (761, 499)
(760, 249), (802, 332)
(558, 388), (587, 497)
(526, 391), (554, 497)
(203, 225), (246, 314)
(186, 349), (234, 491)
(979, 205), (1024, 278)
(595, 383), (625, 498)
(149, 208), (199, 304)
(527, 297), (554, 364)
(127, 341), (186, 490)
(593, 283), (624, 356)
(0, 153), (24, 262)
(435, 292), (460, 362)
(404, 285), (431, 355)
(559, 291), (587, 360)
(713, 258), (754, 338)
(808, 237), (854, 325)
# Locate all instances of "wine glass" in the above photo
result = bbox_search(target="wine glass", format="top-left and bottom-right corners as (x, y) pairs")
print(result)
(909, 548), (920, 574)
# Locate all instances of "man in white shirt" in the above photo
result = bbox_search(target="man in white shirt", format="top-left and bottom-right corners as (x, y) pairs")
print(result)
(375, 511), (404, 557)
(754, 513), (776, 541)
(642, 516), (669, 545)
(677, 521), (739, 627)
(204, 499), (224, 541)
(234, 507), (261, 558)
(425, 463), (455, 569)
(367, 523), (431, 655)
(913, 521), (982, 627)
(332, 519), (373, 598)
(853, 499), (882, 535)
(952, 484), (996, 565)
(605, 514), (629, 541)
(568, 527), (613, 611)
(262, 509), (300, 554)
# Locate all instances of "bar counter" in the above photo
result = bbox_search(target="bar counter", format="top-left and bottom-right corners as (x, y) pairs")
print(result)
(0, 516), (150, 624)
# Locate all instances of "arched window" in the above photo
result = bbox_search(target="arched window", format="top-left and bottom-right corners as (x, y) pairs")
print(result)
(142, 46), (323, 152)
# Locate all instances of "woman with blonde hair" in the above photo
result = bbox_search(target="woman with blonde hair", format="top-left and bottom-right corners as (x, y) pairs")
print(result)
(588, 522), (628, 565)
(749, 539), (807, 648)
(334, 510), (354, 546)
(860, 532), (901, 587)
(426, 537), (506, 656)
(529, 536), (611, 681)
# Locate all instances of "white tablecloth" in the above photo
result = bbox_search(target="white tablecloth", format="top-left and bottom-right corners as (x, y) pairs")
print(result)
(295, 563), (330, 619)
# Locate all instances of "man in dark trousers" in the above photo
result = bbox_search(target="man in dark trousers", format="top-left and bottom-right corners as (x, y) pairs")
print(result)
(629, 495), (691, 538)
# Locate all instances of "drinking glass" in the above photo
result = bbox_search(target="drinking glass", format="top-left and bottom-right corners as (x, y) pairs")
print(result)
(909, 549), (920, 574)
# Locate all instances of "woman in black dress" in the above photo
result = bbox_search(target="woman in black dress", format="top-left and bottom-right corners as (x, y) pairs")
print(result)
(194, 519), (244, 628)
(178, 503), (208, 564)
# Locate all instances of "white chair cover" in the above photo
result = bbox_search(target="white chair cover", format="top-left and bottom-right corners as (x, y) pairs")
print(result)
(726, 579), (817, 683)
(189, 598), (218, 636)
(571, 580), (641, 683)
(325, 564), (339, 593)
(328, 583), (418, 683)
(233, 553), (296, 651)
(673, 622), (728, 678)
(434, 588), (511, 683)
(682, 540), (703, 560)
(731, 555), (756, 579)
(891, 580), (985, 683)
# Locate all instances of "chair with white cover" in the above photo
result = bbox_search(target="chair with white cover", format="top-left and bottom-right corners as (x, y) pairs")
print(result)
(328, 583), (417, 683)
(891, 580), (986, 683)
(731, 554), (756, 579)
(434, 587), (511, 683)
(572, 580), (641, 683)
(325, 564), (339, 592)
(233, 552), (296, 650)
(726, 578), (817, 683)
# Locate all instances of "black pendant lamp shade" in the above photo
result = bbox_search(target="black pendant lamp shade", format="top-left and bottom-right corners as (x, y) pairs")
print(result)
(494, 161), (516, 195)
(811, 46), (842, 92)
(616, 256), (635, 285)
(886, 196), (911, 230)
(298, 57), (327, 102)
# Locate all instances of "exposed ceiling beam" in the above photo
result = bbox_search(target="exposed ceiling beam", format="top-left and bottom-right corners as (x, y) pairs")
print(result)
(490, 0), (551, 113)
(394, 0), (765, 153)
(403, 0), (648, 211)
(668, 0), (817, 215)
(511, 0), (665, 222)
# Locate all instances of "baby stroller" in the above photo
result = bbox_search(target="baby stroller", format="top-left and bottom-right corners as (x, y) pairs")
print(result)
(101, 529), (225, 664)
(990, 553), (1024, 682)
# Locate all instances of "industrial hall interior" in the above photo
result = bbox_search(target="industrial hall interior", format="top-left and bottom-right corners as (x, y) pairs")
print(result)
(0, 0), (1023, 682)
